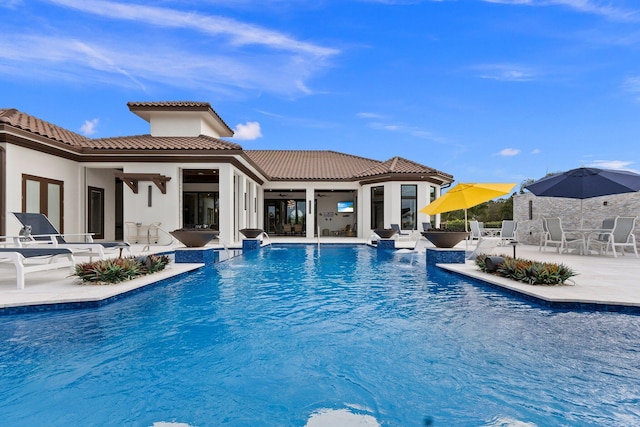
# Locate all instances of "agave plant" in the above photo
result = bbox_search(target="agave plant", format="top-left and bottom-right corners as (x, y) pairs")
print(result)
(73, 255), (170, 285)
(475, 254), (576, 286)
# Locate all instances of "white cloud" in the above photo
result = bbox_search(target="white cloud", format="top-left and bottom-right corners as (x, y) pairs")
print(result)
(233, 121), (263, 140)
(0, 1), (339, 97)
(587, 159), (637, 171)
(481, 0), (640, 22)
(80, 118), (99, 136)
(473, 64), (537, 82)
(498, 148), (520, 156)
(622, 76), (640, 101)
(0, 0), (23, 9)
(531, 148), (541, 154)
(46, 0), (338, 57)
(356, 112), (386, 119)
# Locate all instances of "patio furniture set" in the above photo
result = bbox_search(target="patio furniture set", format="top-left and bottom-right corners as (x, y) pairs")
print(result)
(539, 216), (638, 258)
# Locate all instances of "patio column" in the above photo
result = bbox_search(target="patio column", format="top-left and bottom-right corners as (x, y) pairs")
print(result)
(306, 188), (314, 237)
(218, 165), (235, 245)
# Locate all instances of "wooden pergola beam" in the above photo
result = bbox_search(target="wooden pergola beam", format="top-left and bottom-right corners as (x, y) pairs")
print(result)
(114, 173), (171, 194)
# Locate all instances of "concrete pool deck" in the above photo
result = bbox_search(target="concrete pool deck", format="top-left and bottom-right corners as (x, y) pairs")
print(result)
(1, 237), (639, 312)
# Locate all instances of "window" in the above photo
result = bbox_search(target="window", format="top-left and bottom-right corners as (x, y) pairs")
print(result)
(371, 186), (384, 230)
(183, 192), (219, 228)
(22, 174), (64, 232)
(401, 185), (417, 230)
(430, 186), (437, 203)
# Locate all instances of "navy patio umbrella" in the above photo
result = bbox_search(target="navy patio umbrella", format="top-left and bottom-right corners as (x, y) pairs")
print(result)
(525, 167), (640, 226)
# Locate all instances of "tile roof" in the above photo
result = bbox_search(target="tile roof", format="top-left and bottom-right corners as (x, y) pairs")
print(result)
(244, 150), (452, 182)
(89, 134), (242, 150)
(1, 107), (453, 184)
(0, 108), (89, 147)
(244, 150), (380, 180)
(127, 101), (233, 136)
(0, 108), (241, 150)
(355, 156), (453, 179)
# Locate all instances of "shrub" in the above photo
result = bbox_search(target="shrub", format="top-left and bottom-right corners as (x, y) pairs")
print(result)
(474, 254), (576, 286)
(74, 254), (170, 285)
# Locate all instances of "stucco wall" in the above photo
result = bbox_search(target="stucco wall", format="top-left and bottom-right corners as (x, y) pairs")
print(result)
(4, 144), (83, 236)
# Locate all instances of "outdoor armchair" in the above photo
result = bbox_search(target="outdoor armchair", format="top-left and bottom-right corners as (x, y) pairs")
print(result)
(586, 216), (638, 258)
(540, 217), (585, 254)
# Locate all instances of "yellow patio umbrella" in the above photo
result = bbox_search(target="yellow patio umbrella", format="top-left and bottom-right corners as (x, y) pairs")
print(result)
(419, 182), (517, 231)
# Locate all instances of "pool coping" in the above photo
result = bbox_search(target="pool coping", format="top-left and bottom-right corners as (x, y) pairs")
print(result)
(437, 262), (640, 314)
(0, 263), (204, 315)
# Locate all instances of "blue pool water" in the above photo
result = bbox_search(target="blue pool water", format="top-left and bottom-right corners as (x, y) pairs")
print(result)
(1, 245), (639, 426)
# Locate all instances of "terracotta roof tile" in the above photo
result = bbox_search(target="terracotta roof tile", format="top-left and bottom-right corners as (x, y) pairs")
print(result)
(355, 156), (453, 179)
(89, 134), (242, 150)
(0, 108), (89, 147)
(244, 150), (381, 180)
(127, 101), (233, 135)
(244, 151), (452, 182)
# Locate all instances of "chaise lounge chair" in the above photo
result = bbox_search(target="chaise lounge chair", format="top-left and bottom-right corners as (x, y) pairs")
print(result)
(0, 247), (75, 289)
(390, 224), (412, 241)
(12, 212), (131, 260)
(467, 236), (501, 260)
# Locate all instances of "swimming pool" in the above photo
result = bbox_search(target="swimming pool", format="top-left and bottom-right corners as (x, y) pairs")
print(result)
(1, 245), (639, 426)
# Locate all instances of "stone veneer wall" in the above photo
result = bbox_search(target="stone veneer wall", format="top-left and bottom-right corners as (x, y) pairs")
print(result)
(513, 192), (640, 245)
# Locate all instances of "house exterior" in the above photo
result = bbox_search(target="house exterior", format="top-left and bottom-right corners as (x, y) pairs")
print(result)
(0, 101), (454, 245)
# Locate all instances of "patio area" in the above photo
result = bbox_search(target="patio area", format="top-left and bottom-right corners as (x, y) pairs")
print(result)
(1, 237), (639, 313)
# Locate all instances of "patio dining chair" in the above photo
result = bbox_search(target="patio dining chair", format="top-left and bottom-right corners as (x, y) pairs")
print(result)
(469, 220), (484, 241)
(539, 217), (585, 254)
(587, 216), (638, 258)
(499, 220), (517, 246)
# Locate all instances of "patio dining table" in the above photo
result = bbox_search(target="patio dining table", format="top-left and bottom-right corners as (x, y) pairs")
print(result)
(564, 228), (609, 255)
(482, 227), (501, 237)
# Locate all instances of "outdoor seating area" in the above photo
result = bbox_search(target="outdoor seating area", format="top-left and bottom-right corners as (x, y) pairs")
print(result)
(538, 215), (639, 258)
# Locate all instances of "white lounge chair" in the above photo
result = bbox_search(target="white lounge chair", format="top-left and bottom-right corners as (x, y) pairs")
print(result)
(391, 224), (412, 240)
(0, 247), (75, 289)
(467, 237), (501, 260)
(587, 216), (638, 258)
(12, 212), (131, 260)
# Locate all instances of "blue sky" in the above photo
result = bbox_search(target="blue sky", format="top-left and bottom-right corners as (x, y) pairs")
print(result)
(2, 0), (640, 186)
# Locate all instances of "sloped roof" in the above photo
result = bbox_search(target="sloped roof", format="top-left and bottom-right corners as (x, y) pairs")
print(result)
(244, 150), (452, 182)
(0, 108), (89, 147)
(127, 101), (234, 136)
(1, 107), (453, 184)
(355, 156), (452, 179)
(0, 108), (241, 151)
(244, 150), (380, 180)
(89, 134), (242, 150)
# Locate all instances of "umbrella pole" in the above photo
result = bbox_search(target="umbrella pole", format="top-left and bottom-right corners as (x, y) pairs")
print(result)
(464, 209), (469, 250)
(580, 199), (584, 228)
